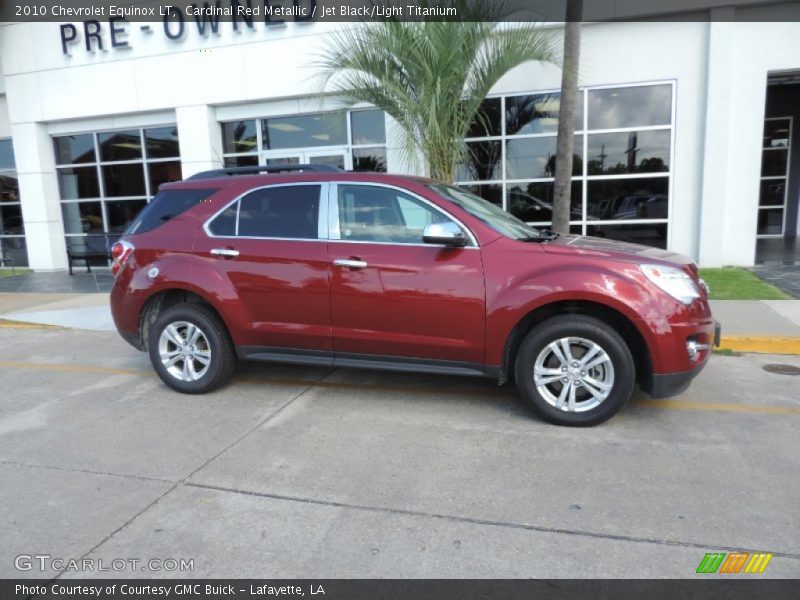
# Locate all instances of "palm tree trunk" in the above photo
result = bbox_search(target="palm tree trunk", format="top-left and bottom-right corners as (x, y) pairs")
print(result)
(551, 0), (582, 234)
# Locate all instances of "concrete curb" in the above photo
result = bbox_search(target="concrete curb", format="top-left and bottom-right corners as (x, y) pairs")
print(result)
(0, 318), (64, 330)
(719, 336), (800, 356)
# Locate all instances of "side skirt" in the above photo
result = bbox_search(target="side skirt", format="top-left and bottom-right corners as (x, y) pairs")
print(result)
(237, 346), (498, 379)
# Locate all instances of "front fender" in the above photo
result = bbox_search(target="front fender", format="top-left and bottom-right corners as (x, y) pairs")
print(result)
(483, 253), (673, 369)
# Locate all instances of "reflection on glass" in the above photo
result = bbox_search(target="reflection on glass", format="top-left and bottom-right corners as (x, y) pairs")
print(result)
(266, 157), (300, 167)
(57, 167), (100, 199)
(761, 149), (788, 177)
(0, 204), (23, 235)
(263, 112), (347, 149)
(224, 155), (259, 168)
(587, 178), (668, 221)
(0, 238), (28, 267)
(62, 202), (103, 234)
(506, 181), (582, 223)
(144, 127), (180, 158)
(102, 163), (146, 197)
(586, 224), (667, 249)
(0, 172), (20, 202)
(763, 119), (791, 148)
(148, 161), (182, 191)
(757, 209), (783, 235)
(587, 130), (669, 175)
(352, 147), (387, 172)
(457, 141), (502, 181)
(350, 110), (386, 145)
(466, 98), (502, 138)
(308, 154), (345, 170)
(54, 134), (96, 165)
(759, 179), (786, 207)
(107, 200), (147, 232)
(588, 85), (671, 130)
(505, 93), (583, 136)
(0, 139), (15, 170)
(98, 130), (142, 162)
(222, 121), (258, 154)
(505, 136), (582, 179)
(460, 184), (502, 207)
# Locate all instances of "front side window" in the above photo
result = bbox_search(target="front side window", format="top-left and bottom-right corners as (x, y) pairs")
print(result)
(336, 185), (448, 244)
(234, 185), (321, 239)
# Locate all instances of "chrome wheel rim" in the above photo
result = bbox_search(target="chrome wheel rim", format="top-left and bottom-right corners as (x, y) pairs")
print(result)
(158, 321), (211, 382)
(533, 337), (614, 413)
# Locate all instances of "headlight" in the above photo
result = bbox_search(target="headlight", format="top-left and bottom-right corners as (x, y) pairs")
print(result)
(640, 264), (701, 305)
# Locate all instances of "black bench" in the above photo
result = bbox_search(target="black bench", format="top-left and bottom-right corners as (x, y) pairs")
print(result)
(66, 233), (120, 275)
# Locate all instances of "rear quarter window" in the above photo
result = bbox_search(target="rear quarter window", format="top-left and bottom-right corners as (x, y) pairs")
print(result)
(125, 188), (219, 235)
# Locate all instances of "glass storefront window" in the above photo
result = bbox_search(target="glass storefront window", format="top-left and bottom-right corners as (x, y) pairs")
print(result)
(53, 134), (96, 164)
(351, 110), (386, 145)
(222, 109), (387, 173)
(587, 85), (671, 130)
(0, 139), (27, 266)
(467, 98), (502, 138)
(98, 130), (142, 162)
(506, 135), (582, 180)
(53, 126), (182, 261)
(222, 120), (258, 154)
(505, 92), (583, 136)
(455, 82), (673, 248)
(144, 127), (180, 159)
(262, 112), (347, 150)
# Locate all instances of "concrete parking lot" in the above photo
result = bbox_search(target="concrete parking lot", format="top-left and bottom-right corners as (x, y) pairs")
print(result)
(1, 325), (799, 579)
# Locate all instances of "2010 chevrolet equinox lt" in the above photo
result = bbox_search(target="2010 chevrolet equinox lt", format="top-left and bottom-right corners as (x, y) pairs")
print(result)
(110, 165), (720, 426)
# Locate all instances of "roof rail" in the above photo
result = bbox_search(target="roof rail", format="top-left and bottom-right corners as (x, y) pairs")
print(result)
(186, 164), (344, 180)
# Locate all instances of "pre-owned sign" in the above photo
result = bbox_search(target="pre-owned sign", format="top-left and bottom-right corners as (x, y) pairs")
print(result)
(59, 0), (317, 55)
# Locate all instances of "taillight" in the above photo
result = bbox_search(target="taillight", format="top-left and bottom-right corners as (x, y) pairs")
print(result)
(111, 240), (135, 276)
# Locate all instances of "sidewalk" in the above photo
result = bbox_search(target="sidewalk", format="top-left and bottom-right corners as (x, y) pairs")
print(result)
(1, 289), (800, 354)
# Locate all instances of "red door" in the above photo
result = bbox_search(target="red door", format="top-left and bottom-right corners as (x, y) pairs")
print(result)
(196, 183), (331, 351)
(328, 183), (485, 364)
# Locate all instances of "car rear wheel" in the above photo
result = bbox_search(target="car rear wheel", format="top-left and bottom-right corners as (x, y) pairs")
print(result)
(148, 304), (236, 394)
(514, 315), (635, 426)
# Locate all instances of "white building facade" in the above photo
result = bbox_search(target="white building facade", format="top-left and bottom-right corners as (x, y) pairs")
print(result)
(1, 4), (799, 270)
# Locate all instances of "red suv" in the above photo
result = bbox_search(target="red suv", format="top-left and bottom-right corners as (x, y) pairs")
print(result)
(110, 165), (719, 426)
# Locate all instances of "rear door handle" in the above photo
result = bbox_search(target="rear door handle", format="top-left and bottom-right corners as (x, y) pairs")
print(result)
(210, 248), (240, 258)
(333, 258), (368, 269)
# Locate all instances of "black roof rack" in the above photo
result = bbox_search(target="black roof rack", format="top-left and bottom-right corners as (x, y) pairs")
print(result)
(186, 164), (343, 180)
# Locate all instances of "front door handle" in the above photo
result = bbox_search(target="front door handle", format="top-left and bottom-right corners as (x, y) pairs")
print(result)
(333, 258), (368, 269)
(210, 248), (240, 258)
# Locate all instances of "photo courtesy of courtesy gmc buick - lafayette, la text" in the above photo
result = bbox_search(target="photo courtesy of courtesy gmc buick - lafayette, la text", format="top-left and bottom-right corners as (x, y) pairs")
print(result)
(109, 165), (720, 426)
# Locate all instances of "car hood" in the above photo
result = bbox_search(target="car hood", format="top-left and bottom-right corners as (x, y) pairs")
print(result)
(542, 234), (695, 268)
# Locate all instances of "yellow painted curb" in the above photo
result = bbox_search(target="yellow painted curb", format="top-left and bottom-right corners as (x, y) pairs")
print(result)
(0, 318), (64, 330)
(718, 335), (800, 355)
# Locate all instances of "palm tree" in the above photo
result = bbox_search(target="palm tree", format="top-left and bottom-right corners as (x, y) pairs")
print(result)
(551, 0), (583, 234)
(316, 1), (556, 182)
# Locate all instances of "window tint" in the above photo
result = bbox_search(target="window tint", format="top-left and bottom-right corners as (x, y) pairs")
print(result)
(237, 185), (320, 239)
(125, 188), (218, 235)
(208, 203), (237, 236)
(337, 185), (447, 244)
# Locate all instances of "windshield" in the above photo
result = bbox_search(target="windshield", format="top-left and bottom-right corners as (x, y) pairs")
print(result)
(428, 184), (547, 240)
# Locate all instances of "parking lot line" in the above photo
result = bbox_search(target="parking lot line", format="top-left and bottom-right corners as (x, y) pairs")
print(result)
(1, 359), (798, 416)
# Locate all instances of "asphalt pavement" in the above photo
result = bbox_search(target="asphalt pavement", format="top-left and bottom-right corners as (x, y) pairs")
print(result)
(0, 325), (798, 579)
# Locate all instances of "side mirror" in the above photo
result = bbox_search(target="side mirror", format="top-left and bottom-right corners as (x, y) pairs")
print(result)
(422, 222), (468, 247)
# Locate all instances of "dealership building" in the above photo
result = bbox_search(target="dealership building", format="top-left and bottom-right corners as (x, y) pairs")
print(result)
(1, 2), (799, 270)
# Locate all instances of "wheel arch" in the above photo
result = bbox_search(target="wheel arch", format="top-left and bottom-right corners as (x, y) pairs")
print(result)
(138, 287), (229, 352)
(498, 299), (652, 388)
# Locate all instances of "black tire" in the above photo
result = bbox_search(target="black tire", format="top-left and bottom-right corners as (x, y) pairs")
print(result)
(147, 303), (236, 394)
(514, 315), (635, 426)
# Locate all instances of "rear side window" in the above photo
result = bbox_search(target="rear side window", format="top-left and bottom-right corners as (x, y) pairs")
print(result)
(209, 185), (321, 239)
(125, 188), (219, 235)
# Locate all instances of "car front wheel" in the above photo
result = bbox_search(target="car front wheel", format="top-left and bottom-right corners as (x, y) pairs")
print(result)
(514, 315), (635, 426)
(148, 304), (236, 394)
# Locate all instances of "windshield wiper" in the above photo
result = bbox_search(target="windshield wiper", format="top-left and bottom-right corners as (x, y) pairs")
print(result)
(519, 229), (560, 242)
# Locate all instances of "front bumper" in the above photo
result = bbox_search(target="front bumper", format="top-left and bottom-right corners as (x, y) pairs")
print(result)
(647, 319), (720, 399)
